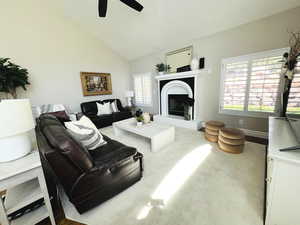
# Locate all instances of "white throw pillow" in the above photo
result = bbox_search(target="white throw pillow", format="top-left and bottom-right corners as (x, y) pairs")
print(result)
(65, 116), (106, 150)
(96, 102), (112, 115)
(110, 100), (119, 113)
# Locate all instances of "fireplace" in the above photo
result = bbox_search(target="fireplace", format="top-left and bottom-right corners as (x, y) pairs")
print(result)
(160, 79), (194, 120)
(168, 94), (188, 117)
(155, 69), (211, 130)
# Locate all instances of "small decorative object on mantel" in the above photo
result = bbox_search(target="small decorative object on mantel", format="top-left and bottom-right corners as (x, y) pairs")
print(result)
(80, 72), (112, 96)
(135, 108), (144, 126)
(156, 63), (165, 75)
(177, 65), (191, 73)
(199, 57), (205, 69)
(156, 63), (170, 75)
(279, 31), (300, 117)
(190, 56), (199, 71)
(0, 58), (30, 99)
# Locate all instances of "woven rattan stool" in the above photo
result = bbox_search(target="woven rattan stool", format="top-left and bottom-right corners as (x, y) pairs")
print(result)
(218, 128), (245, 154)
(205, 121), (225, 143)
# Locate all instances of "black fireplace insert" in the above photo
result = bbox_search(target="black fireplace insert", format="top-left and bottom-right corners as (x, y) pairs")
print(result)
(168, 94), (188, 117)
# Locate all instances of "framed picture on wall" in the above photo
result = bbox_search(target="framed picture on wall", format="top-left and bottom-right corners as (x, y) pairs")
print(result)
(80, 72), (112, 96)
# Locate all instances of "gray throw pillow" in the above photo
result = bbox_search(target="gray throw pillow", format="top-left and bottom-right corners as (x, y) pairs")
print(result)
(67, 124), (107, 150)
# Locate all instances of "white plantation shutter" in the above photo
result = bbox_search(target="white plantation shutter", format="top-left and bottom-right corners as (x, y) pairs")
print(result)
(287, 62), (300, 114)
(248, 56), (282, 112)
(142, 75), (152, 105)
(134, 76), (143, 104)
(220, 48), (288, 116)
(221, 61), (248, 111)
(133, 73), (152, 106)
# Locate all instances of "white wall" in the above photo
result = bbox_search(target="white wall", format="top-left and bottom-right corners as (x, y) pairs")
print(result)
(0, 0), (131, 112)
(130, 7), (300, 132)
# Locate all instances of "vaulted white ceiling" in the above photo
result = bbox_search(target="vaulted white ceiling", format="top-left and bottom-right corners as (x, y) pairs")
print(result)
(61, 0), (300, 60)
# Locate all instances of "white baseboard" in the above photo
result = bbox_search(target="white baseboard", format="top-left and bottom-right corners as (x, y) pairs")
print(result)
(239, 128), (268, 139)
(193, 122), (268, 139)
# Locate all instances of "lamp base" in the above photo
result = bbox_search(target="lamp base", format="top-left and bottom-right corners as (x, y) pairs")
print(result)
(0, 133), (32, 163)
(127, 97), (132, 107)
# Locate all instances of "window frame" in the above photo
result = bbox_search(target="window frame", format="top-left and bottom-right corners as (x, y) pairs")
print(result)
(133, 72), (153, 107)
(219, 48), (289, 118)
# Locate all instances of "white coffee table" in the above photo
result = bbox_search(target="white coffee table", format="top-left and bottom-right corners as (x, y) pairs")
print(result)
(113, 118), (175, 152)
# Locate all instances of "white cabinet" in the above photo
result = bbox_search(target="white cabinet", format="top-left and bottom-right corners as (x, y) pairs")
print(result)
(266, 117), (300, 225)
(265, 156), (273, 210)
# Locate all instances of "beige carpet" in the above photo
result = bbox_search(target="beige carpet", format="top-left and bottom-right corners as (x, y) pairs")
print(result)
(62, 127), (265, 225)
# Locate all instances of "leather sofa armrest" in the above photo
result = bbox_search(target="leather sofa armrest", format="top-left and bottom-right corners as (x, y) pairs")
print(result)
(70, 148), (138, 195)
(83, 112), (97, 117)
(69, 149), (143, 205)
(122, 106), (131, 112)
(69, 167), (106, 198)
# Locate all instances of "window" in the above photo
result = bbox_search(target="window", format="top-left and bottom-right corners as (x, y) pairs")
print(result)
(133, 73), (152, 106)
(220, 48), (288, 117)
(221, 60), (248, 111)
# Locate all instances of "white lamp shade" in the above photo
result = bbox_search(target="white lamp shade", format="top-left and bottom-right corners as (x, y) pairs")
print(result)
(126, 91), (134, 98)
(0, 99), (35, 138)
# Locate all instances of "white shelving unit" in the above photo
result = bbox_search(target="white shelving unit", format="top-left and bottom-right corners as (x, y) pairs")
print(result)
(5, 178), (44, 215)
(0, 150), (56, 225)
(10, 205), (48, 225)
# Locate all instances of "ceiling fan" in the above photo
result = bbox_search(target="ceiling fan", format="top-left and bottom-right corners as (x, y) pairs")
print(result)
(98, 0), (144, 17)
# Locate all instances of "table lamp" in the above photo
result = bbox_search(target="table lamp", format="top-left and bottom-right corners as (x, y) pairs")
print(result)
(0, 99), (35, 162)
(125, 91), (134, 107)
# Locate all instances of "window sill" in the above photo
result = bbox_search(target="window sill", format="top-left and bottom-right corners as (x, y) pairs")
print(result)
(219, 109), (277, 119)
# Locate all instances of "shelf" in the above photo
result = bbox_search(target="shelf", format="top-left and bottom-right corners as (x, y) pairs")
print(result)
(10, 205), (48, 225)
(155, 69), (211, 80)
(5, 178), (43, 215)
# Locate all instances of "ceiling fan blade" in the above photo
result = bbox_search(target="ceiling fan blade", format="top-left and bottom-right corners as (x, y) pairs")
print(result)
(98, 0), (108, 17)
(120, 0), (144, 12)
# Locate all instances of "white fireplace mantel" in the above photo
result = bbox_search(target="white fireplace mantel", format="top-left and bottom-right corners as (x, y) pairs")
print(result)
(155, 69), (210, 130)
(155, 69), (211, 80)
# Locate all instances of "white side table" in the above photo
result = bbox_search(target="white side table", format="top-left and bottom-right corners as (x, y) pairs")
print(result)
(0, 150), (56, 225)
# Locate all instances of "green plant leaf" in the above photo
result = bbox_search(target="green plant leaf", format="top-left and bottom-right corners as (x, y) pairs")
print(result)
(0, 58), (30, 98)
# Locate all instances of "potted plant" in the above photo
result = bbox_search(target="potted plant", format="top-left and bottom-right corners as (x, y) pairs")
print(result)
(0, 58), (30, 99)
(135, 109), (144, 126)
(156, 63), (166, 75)
(279, 31), (300, 117)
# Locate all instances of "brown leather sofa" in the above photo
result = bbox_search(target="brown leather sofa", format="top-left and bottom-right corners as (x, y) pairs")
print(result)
(36, 114), (143, 214)
(81, 99), (132, 128)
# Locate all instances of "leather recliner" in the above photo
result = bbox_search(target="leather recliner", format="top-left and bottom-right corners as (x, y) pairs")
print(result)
(81, 99), (132, 129)
(36, 114), (143, 214)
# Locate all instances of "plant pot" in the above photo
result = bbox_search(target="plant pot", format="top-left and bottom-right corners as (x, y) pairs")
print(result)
(137, 121), (143, 126)
(158, 72), (164, 75)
